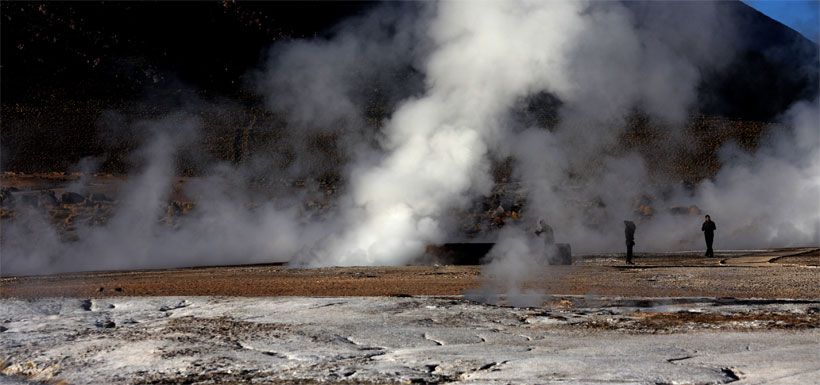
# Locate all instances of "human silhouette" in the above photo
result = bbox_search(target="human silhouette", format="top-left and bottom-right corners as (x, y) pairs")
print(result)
(624, 220), (636, 265)
(534, 219), (555, 245)
(701, 215), (717, 257)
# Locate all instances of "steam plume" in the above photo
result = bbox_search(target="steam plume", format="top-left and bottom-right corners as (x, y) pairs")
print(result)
(1, 1), (817, 276)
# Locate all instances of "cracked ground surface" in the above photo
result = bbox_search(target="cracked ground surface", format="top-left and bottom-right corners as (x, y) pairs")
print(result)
(1, 249), (818, 384)
(1, 296), (818, 384)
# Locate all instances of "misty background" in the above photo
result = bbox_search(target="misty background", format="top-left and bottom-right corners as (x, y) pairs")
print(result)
(1, 1), (818, 275)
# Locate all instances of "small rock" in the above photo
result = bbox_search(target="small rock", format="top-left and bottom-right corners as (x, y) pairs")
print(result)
(160, 300), (191, 311)
(61, 191), (86, 204)
(96, 320), (116, 328)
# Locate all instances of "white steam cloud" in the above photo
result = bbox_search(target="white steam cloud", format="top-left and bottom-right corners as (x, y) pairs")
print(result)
(1, 1), (817, 276)
(304, 0), (588, 265)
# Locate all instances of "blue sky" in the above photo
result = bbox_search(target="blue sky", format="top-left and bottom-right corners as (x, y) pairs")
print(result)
(743, 0), (820, 42)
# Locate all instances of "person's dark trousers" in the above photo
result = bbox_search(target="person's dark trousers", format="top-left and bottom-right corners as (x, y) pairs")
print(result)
(626, 241), (634, 263)
(705, 234), (714, 257)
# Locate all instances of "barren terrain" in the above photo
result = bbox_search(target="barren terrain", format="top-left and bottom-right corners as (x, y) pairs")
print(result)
(1, 295), (818, 384)
(2, 173), (819, 385)
(2, 248), (817, 299)
(2, 248), (819, 384)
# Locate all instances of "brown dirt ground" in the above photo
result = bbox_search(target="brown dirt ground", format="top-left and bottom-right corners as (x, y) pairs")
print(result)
(772, 249), (820, 267)
(1, 249), (817, 299)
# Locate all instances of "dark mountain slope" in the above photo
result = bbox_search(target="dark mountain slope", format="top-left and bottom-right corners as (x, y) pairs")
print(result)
(1, 1), (817, 173)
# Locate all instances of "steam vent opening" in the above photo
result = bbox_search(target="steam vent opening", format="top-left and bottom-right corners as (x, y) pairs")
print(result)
(424, 243), (572, 265)
(425, 243), (496, 265)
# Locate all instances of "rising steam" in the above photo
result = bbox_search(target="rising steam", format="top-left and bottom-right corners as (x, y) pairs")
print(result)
(2, 1), (818, 275)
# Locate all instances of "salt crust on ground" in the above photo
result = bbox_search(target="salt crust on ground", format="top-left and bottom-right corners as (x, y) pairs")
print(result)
(1, 296), (818, 384)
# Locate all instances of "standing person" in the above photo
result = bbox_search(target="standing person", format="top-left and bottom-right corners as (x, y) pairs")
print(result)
(624, 220), (636, 265)
(702, 215), (717, 257)
(534, 219), (555, 245)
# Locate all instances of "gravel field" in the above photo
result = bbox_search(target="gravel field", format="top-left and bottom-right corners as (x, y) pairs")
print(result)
(2, 248), (818, 299)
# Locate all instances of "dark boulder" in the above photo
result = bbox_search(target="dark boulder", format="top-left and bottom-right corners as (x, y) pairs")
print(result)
(548, 243), (572, 265)
(95, 320), (116, 328)
(61, 191), (86, 204)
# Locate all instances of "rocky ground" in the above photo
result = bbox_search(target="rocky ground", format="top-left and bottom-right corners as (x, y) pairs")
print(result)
(1, 295), (818, 385)
(2, 173), (819, 384)
(0, 172), (189, 244)
(1, 248), (818, 384)
(2, 248), (817, 299)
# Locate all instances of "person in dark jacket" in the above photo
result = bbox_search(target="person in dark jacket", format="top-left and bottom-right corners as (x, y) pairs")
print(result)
(701, 215), (717, 257)
(624, 220), (636, 265)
